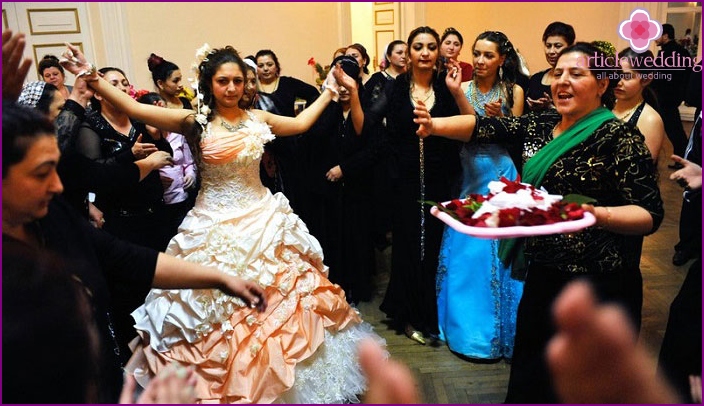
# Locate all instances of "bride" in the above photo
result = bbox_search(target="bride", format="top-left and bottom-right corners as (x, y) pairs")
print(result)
(61, 44), (382, 403)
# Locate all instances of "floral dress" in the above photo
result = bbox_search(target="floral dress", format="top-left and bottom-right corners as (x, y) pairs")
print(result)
(127, 111), (381, 403)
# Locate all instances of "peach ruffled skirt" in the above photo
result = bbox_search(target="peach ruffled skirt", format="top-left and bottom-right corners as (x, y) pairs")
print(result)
(127, 191), (382, 403)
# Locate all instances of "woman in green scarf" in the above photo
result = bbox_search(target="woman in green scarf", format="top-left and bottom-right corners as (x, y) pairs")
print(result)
(413, 42), (663, 403)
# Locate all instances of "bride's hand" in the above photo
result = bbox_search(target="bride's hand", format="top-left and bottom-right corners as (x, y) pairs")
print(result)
(220, 276), (268, 312)
(413, 100), (434, 138)
(322, 65), (341, 101)
(59, 42), (89, 74)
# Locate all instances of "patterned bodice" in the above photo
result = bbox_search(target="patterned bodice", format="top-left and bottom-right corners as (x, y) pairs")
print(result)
(196, 113), (275, 212)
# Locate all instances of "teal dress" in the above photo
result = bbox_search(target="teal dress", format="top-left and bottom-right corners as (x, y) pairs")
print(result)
(436, 81), (523, 359)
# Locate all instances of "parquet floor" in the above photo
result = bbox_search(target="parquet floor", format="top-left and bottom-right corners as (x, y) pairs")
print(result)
(355, 124), (697, 404)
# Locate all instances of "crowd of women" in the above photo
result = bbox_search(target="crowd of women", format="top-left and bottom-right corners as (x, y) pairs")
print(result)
(2, 16), (698, 403)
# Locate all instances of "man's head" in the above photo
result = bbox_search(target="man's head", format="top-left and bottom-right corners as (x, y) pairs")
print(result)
(656, 23), (675, 46)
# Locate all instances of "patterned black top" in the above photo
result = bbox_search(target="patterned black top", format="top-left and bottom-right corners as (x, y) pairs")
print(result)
(473, 110), (664, 273)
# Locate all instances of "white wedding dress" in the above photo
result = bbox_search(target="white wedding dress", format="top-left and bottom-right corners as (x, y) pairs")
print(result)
(127, 112), (382, 403)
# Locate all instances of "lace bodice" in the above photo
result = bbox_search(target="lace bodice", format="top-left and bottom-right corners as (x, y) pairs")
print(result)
(196, 113), (275, 212)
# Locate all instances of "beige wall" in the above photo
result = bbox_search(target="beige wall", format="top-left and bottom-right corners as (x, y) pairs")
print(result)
(426, 2), (624, 76)
(85, 2), (691, 90)
(117, 2), (342, 90)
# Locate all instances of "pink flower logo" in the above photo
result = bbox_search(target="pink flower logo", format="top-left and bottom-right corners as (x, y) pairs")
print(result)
(619, 9), (662, 52)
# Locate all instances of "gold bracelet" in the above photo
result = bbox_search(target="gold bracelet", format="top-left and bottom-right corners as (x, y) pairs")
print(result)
(603, 206), (612, 229)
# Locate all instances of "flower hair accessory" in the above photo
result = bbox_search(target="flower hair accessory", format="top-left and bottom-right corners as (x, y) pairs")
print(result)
(190, 43), (215, 129)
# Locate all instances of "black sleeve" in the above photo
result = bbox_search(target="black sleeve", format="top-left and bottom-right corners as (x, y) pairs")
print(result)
(55, 99), (86, 153)
(291, 77), (321, 106)
(58, 152), (140, 195)
(76, 124), (135, 164)
(86, 219), (158, 290)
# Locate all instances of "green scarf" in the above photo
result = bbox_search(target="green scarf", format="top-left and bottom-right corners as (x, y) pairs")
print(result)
(498, 107), (616, 271)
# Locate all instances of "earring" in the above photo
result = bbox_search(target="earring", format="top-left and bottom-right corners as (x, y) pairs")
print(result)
(499, 66), (504, 78)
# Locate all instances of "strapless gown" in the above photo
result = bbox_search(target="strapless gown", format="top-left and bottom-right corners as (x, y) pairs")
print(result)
(126, 113), (382, 403)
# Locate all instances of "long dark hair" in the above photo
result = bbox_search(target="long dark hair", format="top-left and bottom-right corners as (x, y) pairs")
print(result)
(188, 46), (248, 167)
(473, 31), (521, 111)
(559, 42), (618, 109)
(617, 47), (659, 110)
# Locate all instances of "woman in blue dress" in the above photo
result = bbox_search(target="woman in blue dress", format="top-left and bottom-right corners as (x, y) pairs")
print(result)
(437, 31), (525, 361)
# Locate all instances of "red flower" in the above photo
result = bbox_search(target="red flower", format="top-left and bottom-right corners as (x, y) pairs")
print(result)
(308, 57), (316, 66)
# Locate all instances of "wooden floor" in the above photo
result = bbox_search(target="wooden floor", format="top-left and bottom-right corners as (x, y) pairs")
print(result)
(355, 127), (697, 404)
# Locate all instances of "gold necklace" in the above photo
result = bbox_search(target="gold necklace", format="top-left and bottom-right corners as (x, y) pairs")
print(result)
(409, 82), (434, 104)
(259, 77), (279, 94)
(615, 100), (643, 122)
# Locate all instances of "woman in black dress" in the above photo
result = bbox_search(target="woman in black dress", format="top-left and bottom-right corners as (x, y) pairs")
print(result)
(414, 42), (663, 402)
(255, 49), (320, 212)
(525, 21), (575, 112)
(366, 26), (472, 344)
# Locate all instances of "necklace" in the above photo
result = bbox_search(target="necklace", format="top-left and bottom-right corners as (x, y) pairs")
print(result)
(409, 82), (435, 105)
(259, 77), (279, 94)
(220, 116), (246, 132)
(615, 100), (643, 121)
(468, 81), (502, 110)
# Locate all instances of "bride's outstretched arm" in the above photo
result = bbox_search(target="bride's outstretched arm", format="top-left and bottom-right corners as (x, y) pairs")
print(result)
(254, 65), (347, 136)
(153, 253), (267, 312)
(60, 43), (193, 135)
(413, 99), (476, 142)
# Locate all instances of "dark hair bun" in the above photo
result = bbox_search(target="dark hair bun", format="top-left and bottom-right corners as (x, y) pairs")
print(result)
(147, 53), (165, 72)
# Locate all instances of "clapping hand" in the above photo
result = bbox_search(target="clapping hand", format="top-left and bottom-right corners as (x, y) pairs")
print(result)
(484, 98), (503, 117)
(413, 100), (434, 138)
(332, 63), (357, 93)
(526, 92), (554, 111)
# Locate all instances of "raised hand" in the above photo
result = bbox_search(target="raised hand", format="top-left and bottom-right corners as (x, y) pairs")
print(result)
(444, 59), (462, 94)
(332, 63), (357, 92)
(59, 42), (89, 75)
(2, 30), (33, 101)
